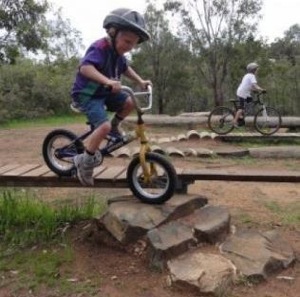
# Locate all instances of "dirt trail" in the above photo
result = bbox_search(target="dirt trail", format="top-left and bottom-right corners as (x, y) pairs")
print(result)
(0, 124), (299, 297)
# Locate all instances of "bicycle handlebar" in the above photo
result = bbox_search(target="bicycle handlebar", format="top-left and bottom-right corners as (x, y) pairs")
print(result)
(121, 85), (153, 113)
(71, 85), (153, 114)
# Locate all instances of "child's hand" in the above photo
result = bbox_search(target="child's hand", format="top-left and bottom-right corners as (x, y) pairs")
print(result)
(107, 80), (122, 93)
(139, 80), (152, 90)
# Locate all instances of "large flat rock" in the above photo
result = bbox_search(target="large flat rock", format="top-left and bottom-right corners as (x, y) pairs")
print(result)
(220, 229), (296, 280)
(167, 250), (236, 296)
(101, 194), (208, 243)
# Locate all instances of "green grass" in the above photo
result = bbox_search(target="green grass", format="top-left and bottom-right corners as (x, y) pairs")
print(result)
(263, 201), (300, 226)
(0, 114), (86, 129)
(0, 189), (106, 248)
(1, 243), (102, 296)
(0, 188), (107, 295)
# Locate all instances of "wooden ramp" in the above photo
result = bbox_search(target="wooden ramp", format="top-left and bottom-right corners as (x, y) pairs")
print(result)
(0, 164), (128, 188)
(0, 164), (300, 192)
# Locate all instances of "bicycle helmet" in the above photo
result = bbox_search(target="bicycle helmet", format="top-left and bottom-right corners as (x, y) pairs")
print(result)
(246, 62), (259, 72)
(103, 8), (150, 43)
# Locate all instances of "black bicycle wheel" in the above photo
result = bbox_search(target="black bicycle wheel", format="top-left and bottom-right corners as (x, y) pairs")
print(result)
(127, 152), (178, 204)
(254, 106), (282, 135)
(208, 106), (235, 135)
(42, 129), (84, 176)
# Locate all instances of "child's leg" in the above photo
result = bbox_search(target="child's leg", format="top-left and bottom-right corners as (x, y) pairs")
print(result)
(107, 93), (134, 135)
(73, 97), (109, 186)
(233, 97), (245, 125)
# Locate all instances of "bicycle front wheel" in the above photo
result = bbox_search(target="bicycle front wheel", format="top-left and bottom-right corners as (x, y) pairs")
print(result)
(127, 152), (177, 204)
(254, 106), (282, 135)
(208, 106), (235, 135)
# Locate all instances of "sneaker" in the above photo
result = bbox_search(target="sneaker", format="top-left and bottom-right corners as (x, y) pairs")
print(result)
(74, 154), (95, 186)
(93, 150), (103, 167)
(107, 129), (125, 142)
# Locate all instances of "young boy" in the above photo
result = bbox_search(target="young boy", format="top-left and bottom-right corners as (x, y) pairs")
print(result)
(71, 8), (152, 186)
(233, 62), (265, 127)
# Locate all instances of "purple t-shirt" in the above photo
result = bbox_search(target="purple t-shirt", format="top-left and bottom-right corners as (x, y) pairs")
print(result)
(71, 38), (128, 99)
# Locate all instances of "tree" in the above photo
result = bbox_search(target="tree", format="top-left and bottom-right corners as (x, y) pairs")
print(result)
(267, 24), (300, 115)
(133, 3), (199, 114)
(42, 8), (84, 62)
(164, 0), (263, 106)
(0, 0), (83, 63)
(270, 24), (300, 65)
(0, 0), (49, 63)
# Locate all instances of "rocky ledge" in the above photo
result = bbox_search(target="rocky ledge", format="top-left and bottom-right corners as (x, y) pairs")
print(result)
(87, 194), (296, 296)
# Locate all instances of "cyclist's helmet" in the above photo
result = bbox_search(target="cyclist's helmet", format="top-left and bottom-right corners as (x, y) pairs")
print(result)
(103, 8), (150, 44)
(246, 62), (259, 72)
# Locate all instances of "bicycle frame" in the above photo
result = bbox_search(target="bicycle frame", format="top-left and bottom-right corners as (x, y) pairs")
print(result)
(208, 91), (281, 135)
(57, 86), (154, 176)
(43, 85), (178, 204)
(232, 93), (264, 115)
(226, 93), (264, 126)
(121, 86), (154, 182)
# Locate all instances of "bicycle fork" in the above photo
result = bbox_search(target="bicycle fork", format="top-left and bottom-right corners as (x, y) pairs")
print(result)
(135, 120), (156, 183)
(262, 105), (268, 117)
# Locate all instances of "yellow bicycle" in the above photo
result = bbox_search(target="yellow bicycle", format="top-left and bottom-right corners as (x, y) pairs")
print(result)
(42, 86), (178, 204)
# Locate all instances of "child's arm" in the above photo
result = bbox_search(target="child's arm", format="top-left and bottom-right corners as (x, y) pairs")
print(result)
(252, 83), (265, 92)
(80, 64), (121, 92)
(124, 66), (152, 89)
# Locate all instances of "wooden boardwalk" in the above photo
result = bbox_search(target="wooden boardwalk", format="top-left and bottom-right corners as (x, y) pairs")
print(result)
(0, 164), (300, 192)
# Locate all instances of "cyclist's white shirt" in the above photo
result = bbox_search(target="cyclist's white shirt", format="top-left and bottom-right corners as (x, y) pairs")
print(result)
(236, 73), (257, 99)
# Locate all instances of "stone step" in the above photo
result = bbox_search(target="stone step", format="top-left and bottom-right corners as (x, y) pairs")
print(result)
(98, 194), (296, 297)
(101, 194), (208, 244)
(147, 205), (231, 270)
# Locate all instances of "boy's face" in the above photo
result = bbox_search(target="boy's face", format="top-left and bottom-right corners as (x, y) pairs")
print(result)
(115, 31), (139, 55)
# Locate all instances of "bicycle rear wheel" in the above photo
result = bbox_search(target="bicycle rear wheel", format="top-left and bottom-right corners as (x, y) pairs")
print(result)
(254, 106), (282, 135)
(127, 152), (177, 204)
(208, 106), (235, 135)
(42, 129), (84, 176)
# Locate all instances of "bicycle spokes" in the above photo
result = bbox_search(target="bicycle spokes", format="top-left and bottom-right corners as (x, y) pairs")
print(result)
(127, 153), (177, 204)
(208, 106), (235, 135)
(254, 106), (282, 135)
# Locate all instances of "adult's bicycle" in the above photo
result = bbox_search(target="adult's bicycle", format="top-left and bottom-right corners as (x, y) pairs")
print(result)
(207, 91), (282, 135)
(42, 86), (178, 204)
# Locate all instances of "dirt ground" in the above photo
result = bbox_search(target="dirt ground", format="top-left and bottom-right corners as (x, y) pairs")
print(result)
(0, 123), (299, 297)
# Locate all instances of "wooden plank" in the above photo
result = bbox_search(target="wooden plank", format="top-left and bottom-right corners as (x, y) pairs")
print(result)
(0, 175), (78, 188)
(3, 164), (41, 176)
(175, 167), (184, 174)
(0, 163), (300, 189)
(0, 164), (20, 175)
(93, 165), (108, 177)
(178, 169), (300, 183)
(0, 175), (129, 188)
(42, 171), (58, 177)
(117, 168), (127, 179)
(22, 165), (51, 177)
(96, 166), (126, 180)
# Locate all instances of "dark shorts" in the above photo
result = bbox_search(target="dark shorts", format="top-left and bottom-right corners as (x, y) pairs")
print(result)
(237, 96), (252, 109)
(73, 91), (128, 128)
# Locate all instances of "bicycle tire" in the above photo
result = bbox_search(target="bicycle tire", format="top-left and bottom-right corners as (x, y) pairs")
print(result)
(254, 106), (282, 135)
(127, 152), (177, 204)
(42, 129), (84, 176)
(208, 106), (235, 135)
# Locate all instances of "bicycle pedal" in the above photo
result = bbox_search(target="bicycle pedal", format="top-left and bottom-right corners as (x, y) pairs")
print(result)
(106, 135), (122, 142)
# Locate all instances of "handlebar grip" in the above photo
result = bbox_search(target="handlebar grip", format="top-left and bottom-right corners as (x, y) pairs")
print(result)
(103, 85), (112, 91)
